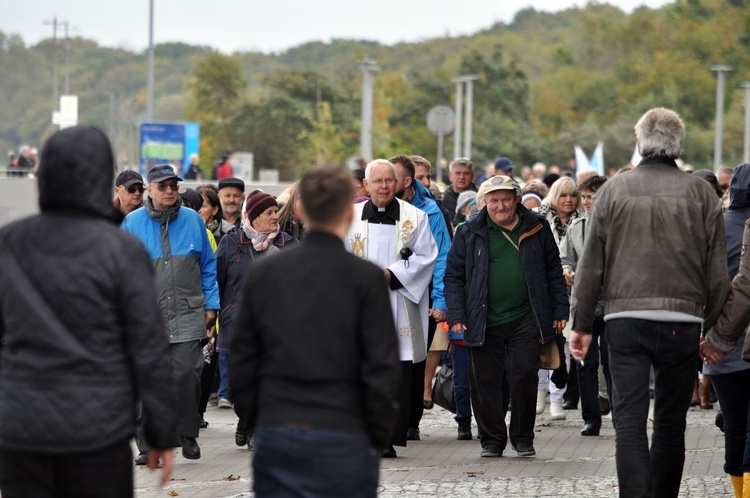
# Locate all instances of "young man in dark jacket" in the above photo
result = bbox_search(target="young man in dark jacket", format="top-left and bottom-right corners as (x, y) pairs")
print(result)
(229, 167), (401, 498)
(0, 126), (177, 496)
(444, 174), (569, 459)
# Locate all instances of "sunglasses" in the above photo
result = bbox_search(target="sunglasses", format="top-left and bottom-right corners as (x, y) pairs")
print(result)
(124, 185), (144, 194)
(156, 181), (179, 192)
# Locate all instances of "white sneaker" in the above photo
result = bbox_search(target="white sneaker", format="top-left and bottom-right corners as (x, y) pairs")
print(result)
(217, 398), (233, 409)
(550, 402), (566, 420)
(536, 390), (547, 415)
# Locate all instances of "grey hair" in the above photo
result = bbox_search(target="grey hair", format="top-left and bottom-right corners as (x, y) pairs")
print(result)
(541, 176), (579, 211)
(634, 107), (685, 159)
(449, 157), (473, 173)
(365, 159), (398, 180)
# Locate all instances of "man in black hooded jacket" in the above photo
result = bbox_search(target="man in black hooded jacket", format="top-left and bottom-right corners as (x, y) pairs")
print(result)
(0, 126), (177, 497)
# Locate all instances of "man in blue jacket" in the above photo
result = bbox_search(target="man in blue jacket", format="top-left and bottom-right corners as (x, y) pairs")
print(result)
(390, 155), (452, 440)
(122, 164), (220, 463)
(444, 175), (568, 458)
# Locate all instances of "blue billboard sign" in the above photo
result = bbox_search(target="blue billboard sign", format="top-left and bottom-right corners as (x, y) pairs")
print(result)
(139, 122), (200, 178)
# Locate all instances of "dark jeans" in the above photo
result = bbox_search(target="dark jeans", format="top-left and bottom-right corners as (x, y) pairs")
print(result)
(607, 318), (700, 498)
(0, 439), (132, 498)
(218, 351), (231, 401)
(576, 316), (611, 427)
(711, 369), (750, 476)
(469, 313), (538, 450)
(452, 344), (473, 420)
(253, 426), (379, 498)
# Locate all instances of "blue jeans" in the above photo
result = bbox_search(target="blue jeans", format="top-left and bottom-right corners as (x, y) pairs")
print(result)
(253, 426), (379, 498)
(607, 318), (700, 498)
(452, 345), (472, 420)
(711, 369), (750, 476)
(218, 352), (231, 401)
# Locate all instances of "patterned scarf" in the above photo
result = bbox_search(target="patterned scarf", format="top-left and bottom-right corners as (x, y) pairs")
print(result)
(538, 204), (578, 239)
(242, 218), (279, 253)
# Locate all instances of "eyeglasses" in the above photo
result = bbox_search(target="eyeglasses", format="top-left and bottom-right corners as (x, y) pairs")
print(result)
(156, 181), (179, 192)
(369, 178), (396, 186)
(124, 185), (144, 194)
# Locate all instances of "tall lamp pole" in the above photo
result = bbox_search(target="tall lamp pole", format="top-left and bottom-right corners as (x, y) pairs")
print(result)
(462, 75), (479, 160)
(711, 64), (733, 171)
(358, 59), (377, 161)
(452, 79), (464, 159)
(742, 82), (750, 164)
(146, 0), (155, 122)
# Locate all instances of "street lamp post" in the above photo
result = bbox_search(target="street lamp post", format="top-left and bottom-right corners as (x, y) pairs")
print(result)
(146, 0), (155, 122)
(711, 64), (733, 171)
(463, 75), (479, 160)
(358, 59), (377, 161)
(742, 82), (750, 164)
(453, 79), (463, 159)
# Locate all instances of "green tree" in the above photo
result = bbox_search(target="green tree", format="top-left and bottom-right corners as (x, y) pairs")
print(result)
(184, 52), (246, 172)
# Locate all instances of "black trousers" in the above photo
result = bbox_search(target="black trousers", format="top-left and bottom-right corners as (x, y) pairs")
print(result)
(391, 361), (412, 447)
(607, 318), (700, 498)
(469, 313), (538, 450)
(576, 316), (611, 427)
(199, 349), (219, 415)
(0, 440), (132, 498)
(137, 340), (203, 452)
(409, 315), (437, 430)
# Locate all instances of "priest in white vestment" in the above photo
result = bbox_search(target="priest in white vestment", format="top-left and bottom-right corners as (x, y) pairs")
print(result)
(346, 159), (437, 457)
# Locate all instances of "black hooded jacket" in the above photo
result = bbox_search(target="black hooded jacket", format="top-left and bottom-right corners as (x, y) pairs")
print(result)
(725, 163), (750, 279)
(0, 126), (177, 454)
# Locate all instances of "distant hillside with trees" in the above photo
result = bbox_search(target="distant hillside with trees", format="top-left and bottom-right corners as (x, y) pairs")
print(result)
(2, 0), (749, 180)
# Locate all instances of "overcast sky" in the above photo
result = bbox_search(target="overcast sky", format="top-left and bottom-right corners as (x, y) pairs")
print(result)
(2, 0), (671, 54)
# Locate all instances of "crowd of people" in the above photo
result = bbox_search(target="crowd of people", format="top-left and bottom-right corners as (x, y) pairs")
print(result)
(2, 106), (750, 498)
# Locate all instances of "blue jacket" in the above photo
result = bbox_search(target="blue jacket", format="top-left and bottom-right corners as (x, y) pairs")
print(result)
(411, 181), (451, 311)
(122, 200), (220, 343)
(444, 204), (568, 346)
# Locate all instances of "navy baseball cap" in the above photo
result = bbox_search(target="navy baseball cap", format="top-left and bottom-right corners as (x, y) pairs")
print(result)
(494, 157), (514, 173)
(147, 164), (181, 184)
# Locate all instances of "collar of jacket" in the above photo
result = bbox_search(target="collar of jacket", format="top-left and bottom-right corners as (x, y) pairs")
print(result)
(145, 197), (181, 224)
(638, 156), (678, 168)
(466, 203), (542, 240)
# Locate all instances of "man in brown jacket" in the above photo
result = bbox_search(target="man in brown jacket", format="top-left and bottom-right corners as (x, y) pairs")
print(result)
(569, 107), (730, 498)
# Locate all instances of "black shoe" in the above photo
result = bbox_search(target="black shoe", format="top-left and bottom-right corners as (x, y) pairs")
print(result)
(512, 441), (536, 457)
(581, 423), (600, 436)
(181, 437), (201, 460)
(134, 451), (149, 466)
(382, 446), (397, 458)
(423, 399), (434, 410)
(235, 430), (248, 447)
(598, 395), (611, 416)
(247, 435), (255, 451)
(716, 410), (725, 433)
(406, 427), (420, 441)
(562, 400), (578, 410)
(480, 444), (502, 457)
(235, 419), (249, 447)
(199, 417), (209, 429)
(457, 417), (472, 441)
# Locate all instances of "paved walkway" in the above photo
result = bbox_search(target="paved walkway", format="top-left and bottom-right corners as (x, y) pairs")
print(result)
(134, 399), (729, 497)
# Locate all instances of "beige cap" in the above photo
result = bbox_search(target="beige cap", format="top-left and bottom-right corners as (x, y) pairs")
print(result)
(478, 175), (520, 200)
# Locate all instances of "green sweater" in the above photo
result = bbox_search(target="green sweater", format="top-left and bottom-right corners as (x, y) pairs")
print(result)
(486, 214), (531, 327)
